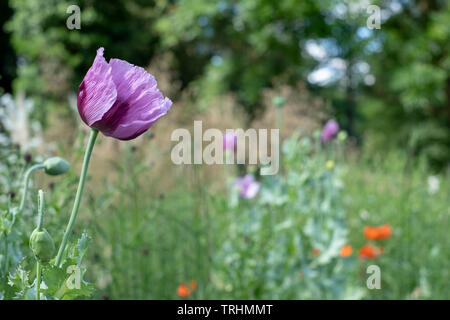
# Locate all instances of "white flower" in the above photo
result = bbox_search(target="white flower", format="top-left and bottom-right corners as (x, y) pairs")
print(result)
(359, 209), (370, 220)
(0, 92), (43, 151)
(427, 176), (440, 195)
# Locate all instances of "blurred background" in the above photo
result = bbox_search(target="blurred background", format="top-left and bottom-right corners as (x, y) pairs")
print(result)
(0, 0), (449, 299)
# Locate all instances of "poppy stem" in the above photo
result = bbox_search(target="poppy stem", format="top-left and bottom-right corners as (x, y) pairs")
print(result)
(276, 106), (283, 133)
(18, 163), (46, 215)
(37, 190), (44, 231)
(55, 128), (98, 267)
(36, 261), (41, 300)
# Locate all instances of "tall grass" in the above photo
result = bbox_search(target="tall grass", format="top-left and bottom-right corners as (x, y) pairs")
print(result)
(2, 127), (448, 299)
(344, 151), (449, 299)
(71, 133), (449, 300)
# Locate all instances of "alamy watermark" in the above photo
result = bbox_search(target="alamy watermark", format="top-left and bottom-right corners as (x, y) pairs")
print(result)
(66, 265), (81, 289)
(366, 5), (381, 29)
(171, 121), (279, 175)
(66, 5), (81, 30)
(366, 265), (381, 289)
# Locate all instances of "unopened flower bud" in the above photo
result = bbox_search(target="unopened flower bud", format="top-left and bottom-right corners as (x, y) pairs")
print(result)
(30, 228), (55, 264)
(272, 96), (286, 108)
(43, 157), (70, 176)
(337, 131), (348, 142)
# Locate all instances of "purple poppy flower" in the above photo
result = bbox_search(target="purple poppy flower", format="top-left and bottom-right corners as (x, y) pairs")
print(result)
(77, 48), (172, 140)
(321, 119), (339, 143)
(223, 131), (237, 151)
(234, 174), (260, 199)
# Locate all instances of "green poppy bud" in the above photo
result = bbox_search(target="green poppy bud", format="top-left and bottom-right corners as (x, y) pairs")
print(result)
(337, 130), (348, 142)
(272, 96), (286, 108)
(30, 228), (55, 264)
(43, 157), (70, 176)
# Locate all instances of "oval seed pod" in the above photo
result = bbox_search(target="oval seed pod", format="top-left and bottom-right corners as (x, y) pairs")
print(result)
(43, 157), (70, 176)
(30, 228), (55, 264)
(272, 96), (286, 108)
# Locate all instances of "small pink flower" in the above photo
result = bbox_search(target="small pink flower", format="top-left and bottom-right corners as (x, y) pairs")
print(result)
(77, 48), (172, 140)
(234, 174), (260, 199)
(321, 119), (339, 143)
(223, 131), (237, 151)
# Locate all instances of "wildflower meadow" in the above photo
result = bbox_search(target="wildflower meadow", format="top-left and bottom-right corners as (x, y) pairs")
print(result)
(0, 0), (449, 304)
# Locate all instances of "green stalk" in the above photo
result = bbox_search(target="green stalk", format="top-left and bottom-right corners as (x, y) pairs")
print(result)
(18, 164), (45, 214)
(35, 190), (44, 300)
(55, 129), (98, 267)
(276, 107), (283, 131)
(37, 190), (45, 230)
(36, 262), (41, 300)
(3, 231), (8, 275)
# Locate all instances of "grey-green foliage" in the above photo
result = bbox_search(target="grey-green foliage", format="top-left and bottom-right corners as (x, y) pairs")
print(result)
(40, 233), (94, 300)
(2, 233), (93, 300)
(0, 137), (93, 299)
(0, 146), (25, 291)
(212, 132), (362, 299)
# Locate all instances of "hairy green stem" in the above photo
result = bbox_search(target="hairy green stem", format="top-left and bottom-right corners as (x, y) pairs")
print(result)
(35, 190), (45, 300)
(3, 231), (8, 275)
(55, 129), (98, 267)
(18, 164), (45, 214)
(276, 107), (283, 131)
(36, 262), (41, 300)
(37, 190), (44, 230)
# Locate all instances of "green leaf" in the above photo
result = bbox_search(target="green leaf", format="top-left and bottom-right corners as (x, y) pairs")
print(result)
(6, 260), (32, 299)
(41, 264), (94, 300)
(41, 233), (94, 299)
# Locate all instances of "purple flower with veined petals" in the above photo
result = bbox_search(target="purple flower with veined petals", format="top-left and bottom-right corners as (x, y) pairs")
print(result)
(223, 131), (237, 151)
(233, 174), (260, 199)
(321, 119), (339, 143)
(77, 48), (172, 140)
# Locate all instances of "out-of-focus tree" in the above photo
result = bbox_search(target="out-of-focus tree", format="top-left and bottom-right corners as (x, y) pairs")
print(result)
(6, 0), (161, 122)
(301, 1), (381, 138)
(157, 0), (449, 166)
(155, 0), (336, 122)
(364, 0), (450, 167)
(154, 0), (379, 138)
(5, 0), (449, 166)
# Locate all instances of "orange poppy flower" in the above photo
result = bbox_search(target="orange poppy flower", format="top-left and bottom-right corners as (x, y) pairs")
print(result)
(358, 244), (382, 259)
(189, 280), (197, 291)
(377, 224), (392, 240)
(364, 224), (392, 240)
(364, 226), (380, 240)
(177, 284), (190, 298)
(339, 244), (353, 257)
(312, 248), (320, 256)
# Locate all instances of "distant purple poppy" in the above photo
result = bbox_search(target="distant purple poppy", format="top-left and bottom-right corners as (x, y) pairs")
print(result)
(234, 174), (260, 199)
(223, 131), (237, 151)
(321, 119), (339, 143)
(77, 48), (172, 140)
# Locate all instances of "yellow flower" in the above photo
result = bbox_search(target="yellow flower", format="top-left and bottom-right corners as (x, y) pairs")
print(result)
(325, 160), (334, 169)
